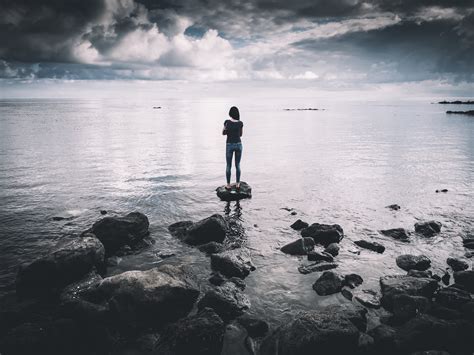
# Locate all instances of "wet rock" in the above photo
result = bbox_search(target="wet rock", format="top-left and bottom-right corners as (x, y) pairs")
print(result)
(354, 240), (385, 253)
(88, 212), (149, 255)
(396, 254), (431, 271)
(462, 238), (474, 249)
(237, 315), (269, 337)
(216, 181), (252, 201)
(307, 251), (333, 262)
(198, 241), (224, 254)
(386, 204), (401, 210)
(93, 264), (199, 329)
(280, 237), (315, 255)
(210, 249), (255, 279)
(368, 324), (397, 349)
(446, 257), (468, 271)
(260, 303), (366, 355)
(100, 210), (107, 215)
(168, 220), (193, 239)
(291, 211), (297, 216)
(354, 289), (381, 309)
(298, 262), (338, 274)
(441, 272), (450, 285)
(229, 277), (246, 291)
(187, 214), (228, 245)
(16, 236), (105, 297)
(380, 275), (438, 310)
(154, 308), (225, 355)
(344, 273), (363, 288)
(341, 287), (353, 300)
(414, 221), (442, 237)
(453, 270), (474, 292)
(209, 272), (226, 286)
(435, 189), (449, 193)
(197, 282), (250, 321)
(392, 294), (431, 322)
(380, 228), (410, 241)
(324, 243), (340, 256)
(313, 271), (344, 295)
(290, 219), (309, 230)
(301, 223), (344, 246)
(408, 270), (432, 278)
(434, 285), (472, 310)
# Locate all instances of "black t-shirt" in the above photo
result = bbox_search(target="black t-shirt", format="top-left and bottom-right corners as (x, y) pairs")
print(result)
(224, 120), (243, 143)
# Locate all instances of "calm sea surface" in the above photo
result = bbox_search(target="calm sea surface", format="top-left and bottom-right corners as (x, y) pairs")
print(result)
(0, 97), (473, 330)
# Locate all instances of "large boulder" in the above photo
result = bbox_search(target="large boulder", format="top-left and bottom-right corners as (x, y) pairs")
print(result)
(313, 271), (344, 296)
(453, 270), (474, 292)
(380, 275), (438, 310)
(354, 240), (385, 253)
(396, 255), (431, 271)
(260, 303), (366, 355)
(280, 237), (315, 255)
(153, 308), (225, 355)
(89, 212), (149, 255)
(16, 236), (105, 297)
(169, 214), (228, 245)
(92, 264), (199, 329)
(301, 223), (344, 246)
(197, 282), (250, 321)
(216, 182), (252, 201)
(414, 221), (442, 237)
(210, 249), (255, 279)
(434, 285), (472, 310)
(380, 228), (410, 241)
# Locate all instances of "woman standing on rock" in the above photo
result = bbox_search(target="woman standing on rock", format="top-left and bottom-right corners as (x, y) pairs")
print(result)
(222, 106), (243, 190)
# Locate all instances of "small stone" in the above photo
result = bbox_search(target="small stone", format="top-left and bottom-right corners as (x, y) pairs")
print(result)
(291, 211), (297, 216)
(344, 274), (364, 288)
(386, 204), (401, 210)
(324, 243), (340, 257)
(380, 228), (410, 241)
(298, 262), (338, 274)
(446, 257), (469, 272)
(313, 271), (344, 296)
(307, 251), (334, 262)
(100, 210), (107, 215)
(281, 237), (315, 255)
(290, 219), (309, 230)
(435, 189), (448, 193)
(354, 240), (385, 253)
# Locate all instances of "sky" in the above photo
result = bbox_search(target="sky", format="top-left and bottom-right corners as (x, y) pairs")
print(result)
(0, 0), (473, 96)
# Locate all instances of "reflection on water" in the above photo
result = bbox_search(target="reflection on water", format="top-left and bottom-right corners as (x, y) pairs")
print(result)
(0, 97), (473, 329)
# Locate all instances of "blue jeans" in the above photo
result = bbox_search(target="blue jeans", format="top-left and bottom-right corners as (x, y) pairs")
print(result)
(226, 143), (242, 184)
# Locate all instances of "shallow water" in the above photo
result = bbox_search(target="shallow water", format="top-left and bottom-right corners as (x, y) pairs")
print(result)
(0, 96), (473, 331)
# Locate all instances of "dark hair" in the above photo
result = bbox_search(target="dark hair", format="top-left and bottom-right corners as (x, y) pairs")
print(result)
(229, 106), (240, 120)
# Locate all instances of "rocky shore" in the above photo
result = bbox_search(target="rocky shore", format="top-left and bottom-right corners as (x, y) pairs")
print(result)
(1, 188), (473, 355)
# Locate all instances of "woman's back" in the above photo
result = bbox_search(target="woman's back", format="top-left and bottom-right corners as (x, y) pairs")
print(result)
(224, 119), (243, 143)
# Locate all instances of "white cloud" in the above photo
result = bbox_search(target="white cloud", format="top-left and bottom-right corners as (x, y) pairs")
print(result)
(292, 71), (319, 79)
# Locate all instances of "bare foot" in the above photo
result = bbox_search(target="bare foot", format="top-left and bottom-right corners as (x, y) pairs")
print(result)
(225, 184), (232, 190)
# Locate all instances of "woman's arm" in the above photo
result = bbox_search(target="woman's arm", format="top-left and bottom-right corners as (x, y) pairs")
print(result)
(240, 127), (243, 137)
(222, 125), (227, 135)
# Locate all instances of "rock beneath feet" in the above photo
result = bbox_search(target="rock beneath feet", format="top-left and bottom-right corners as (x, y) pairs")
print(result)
(290, 219), (309, 230)
(344, 274), (363, 288)
(301, 223), (344, 246)
(307, 251), (333, 262)
(237, 315), (269, 337)
(198, 241), (224, 254)
(434, 285), (472, 310)
(298, 262), (338, 274)
(453, 270), (474, 292)
(380, 228), (410, 241)
(154, 308), (225, 355)
(414, 221), (442, 237)
(324, 243), (340, 256)
(280, 237), (315, 255)
(354, 240), (385, 253)
(197, 282), (250, 321)
(16, 236), (105, 297)
(380, 275), (438, 310)
(93, 264), (199, 329)
(313, 271), (344, 296)
(396, 254), (431, 271)
(386, 204), (401, 210)
(446, 257), (468, 271)
(210, 249), (255, 279)
(216, 182), (252, 201)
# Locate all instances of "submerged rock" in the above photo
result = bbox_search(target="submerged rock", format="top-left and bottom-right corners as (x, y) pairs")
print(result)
(354, 289), (381, 309)
(88, 212), (149, 255)
(446, 257), (468, 271)
(396, 255), (431, 271)
(280, 237), (315, 255)
(380, 228), (410, 241)
(354, 240), (385, 253)
(414, 221), (442, 237)
(453, 270), (474, 292)
(197, 282), (250, 321)
(290, 219), (309, 230)
(210, 249), (255, 279)
(216, 182), (252, 201)
(301, 223), (344, 246)
(313, 271), (344, 296)
(380, 275), (438, 310)
(237, 315), (269, 337)
(16, 236), (105, 297)
(386, 204), (401, 210)
(169, 214), (228, 246)
(324, 243), (340, 256)
(298, 262), (338, 274)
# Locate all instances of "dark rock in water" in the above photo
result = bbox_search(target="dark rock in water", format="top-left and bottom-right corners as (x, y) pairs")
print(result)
(216, 181), (252, 201)
(307, 250), (333, 262)
(441, 272), (450, 286)
(260, 303), (366, 355)
(237, 315), (269, 337)
(408, 270), (433, 278)
(392, 294), (431, 322)
(435, 189), (448, 193)
(229, 277), (246, 290)
(154, 308), (225, 355)
(93, 264), (199, 329)
(301, 223), (344, 246)
(298, 262), (338, 274)
(380, 228), (410, 241)
(414, 221), (442, 237)
(344, 274), (363, 289)
(396, 254), (431, 271)
(313, 271), (344, 295)
(368, 324), (397, 349)
(16, 235), (105, 297)
(186, 214), (228, 245)
(462, 237), (474, 249)
(446, 257), (468, 271)
(197, 282), (250, 321)
(100, 210), (107, 215)
(341, 287), (353, 300)
(380, 275), (438, 310)
(168, 220), (193, 239)
(88, 211), (149, 255)
(280, 237), (315, 255)
(453, 270), (474, 292)
(386, 204), (401, 210)
(210, 249), (255, 279)
(324, 243), (340, 256)
(209, 272), (226, 286)
(290, 219), (309, 230)
(435, 285), (472, 310)
(354, 289), (381, 309)
(198, 241), (224, 254)
(291, 211), (297, 215)
(354, 240), (385, 253)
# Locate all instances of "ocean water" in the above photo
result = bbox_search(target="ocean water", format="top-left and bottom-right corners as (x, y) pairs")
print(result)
(0, 96), (473, 330)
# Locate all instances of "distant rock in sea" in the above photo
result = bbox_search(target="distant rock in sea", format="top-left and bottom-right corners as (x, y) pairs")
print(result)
(438, 100), (474, 104)
(446, 110), (474, 116)
(283, 108), (324, 111)
(153, 106), (162, 109)
(216, 181), (252, 201)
